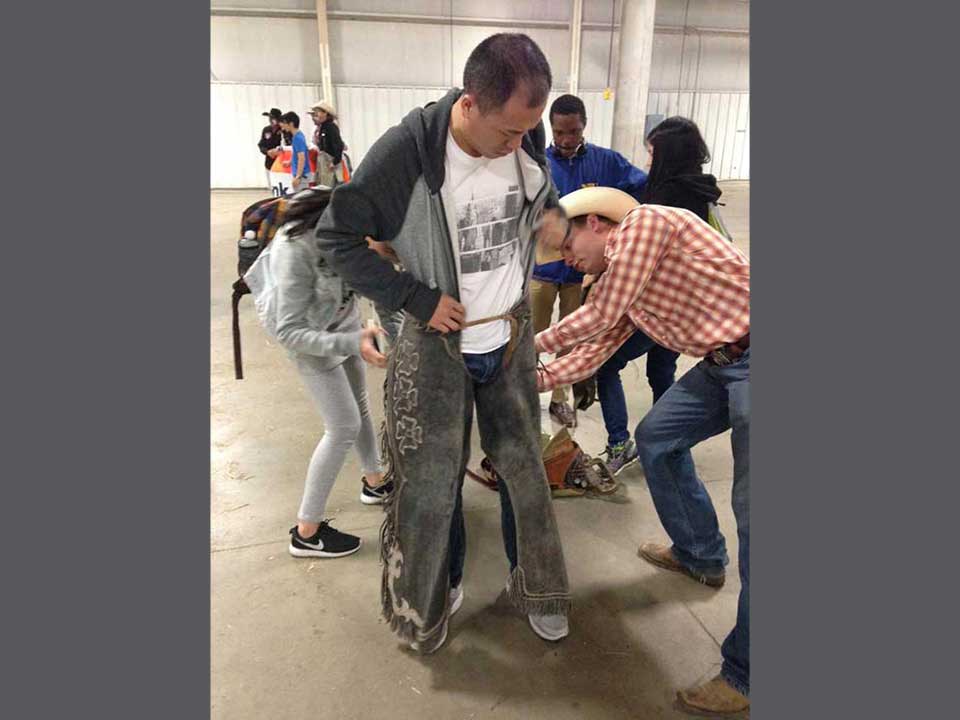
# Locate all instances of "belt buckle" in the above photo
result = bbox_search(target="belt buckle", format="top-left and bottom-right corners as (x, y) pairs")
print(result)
(710, 348), (734, 366)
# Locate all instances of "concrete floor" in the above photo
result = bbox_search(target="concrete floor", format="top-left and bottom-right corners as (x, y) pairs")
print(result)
(211, 182), (750, 719)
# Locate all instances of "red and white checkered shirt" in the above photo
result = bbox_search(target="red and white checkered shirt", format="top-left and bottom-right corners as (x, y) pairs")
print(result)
(536, 204), (750, 391)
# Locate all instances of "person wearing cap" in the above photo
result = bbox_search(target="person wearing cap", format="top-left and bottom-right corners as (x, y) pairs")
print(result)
(258, 108), (284, 188)
(536, 186), (751, 717)
(532, 94), (649, 430)
(308, 101), (345, 187)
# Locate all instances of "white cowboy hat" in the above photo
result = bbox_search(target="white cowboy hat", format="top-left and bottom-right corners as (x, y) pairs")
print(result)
(536, 187), (639, 265)
(308, 100), (337, 118)
(559, 186), (639, 222)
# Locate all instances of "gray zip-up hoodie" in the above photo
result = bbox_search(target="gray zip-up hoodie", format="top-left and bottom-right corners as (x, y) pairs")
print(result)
(272, 226), (362, 371)
(314, 88), (559, 322)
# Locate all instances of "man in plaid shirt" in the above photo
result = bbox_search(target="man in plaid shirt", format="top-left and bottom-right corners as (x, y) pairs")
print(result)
(536, 186), (751, 716)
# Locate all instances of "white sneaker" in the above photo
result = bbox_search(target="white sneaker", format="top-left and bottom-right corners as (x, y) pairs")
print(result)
(506, 575), (569, 642)
(449, 584), (464, 616)
(528, 612), (570, 642)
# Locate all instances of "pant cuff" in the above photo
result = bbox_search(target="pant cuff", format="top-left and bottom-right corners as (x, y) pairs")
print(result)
(506, 566), (571, 616)
(671, 544), (728, 575)
(720, 665), (749, 698)
(607, 433), (630, 447)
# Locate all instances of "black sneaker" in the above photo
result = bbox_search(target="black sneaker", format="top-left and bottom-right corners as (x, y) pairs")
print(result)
(360, 477), (394, 505)
(288, 521), (361, 558)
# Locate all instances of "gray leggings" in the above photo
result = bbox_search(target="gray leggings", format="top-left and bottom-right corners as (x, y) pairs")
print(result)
(294, 354), (382, 523)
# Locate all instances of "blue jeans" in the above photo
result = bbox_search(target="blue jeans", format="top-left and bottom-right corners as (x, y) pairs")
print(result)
(635, 349), (750, 696)
(597, 330), (680, 447)
(448, 343), (519, 588)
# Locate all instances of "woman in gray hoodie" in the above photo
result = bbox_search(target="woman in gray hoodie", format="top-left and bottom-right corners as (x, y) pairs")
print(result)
(271, 188), (392, 558)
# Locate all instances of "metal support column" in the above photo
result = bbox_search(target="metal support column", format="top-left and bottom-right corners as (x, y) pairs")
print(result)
(610, 0), (656, 167)
(568, 0), (583, 95)
(316, 0), (333, 101)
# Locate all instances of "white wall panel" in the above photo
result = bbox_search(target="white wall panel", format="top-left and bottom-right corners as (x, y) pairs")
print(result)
(211, 82), (324, 189)
(328, 21), (451, 86)
(213, 6), (749, 92)
(655, 0), (750, 31)
(213, 0), (749, 29)
(212, 0), (315, 9)
(211, 16), (322, 84)
(332, 85), (451, 169)
(326, 0), (456, 14)
(451, 25), (571, 90)
(580, 28), (622, 90)
(212, 83), (748, 187)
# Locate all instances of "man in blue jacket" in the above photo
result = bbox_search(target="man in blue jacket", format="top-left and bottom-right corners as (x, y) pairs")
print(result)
(534, 94), (647, 428)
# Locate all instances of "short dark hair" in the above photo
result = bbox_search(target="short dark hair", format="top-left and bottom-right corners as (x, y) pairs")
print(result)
(462, 33), (552, 113)
(570, 214), (617, 228)
(281, 111), (300, 128)
(550, 94), (586, 125)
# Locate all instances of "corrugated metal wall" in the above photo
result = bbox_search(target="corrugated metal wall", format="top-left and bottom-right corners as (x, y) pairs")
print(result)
(211, 82), (749, 188)
(647, 91), (750, 180)
(331, 86), (620, 178)
(211, 82), (323, 189)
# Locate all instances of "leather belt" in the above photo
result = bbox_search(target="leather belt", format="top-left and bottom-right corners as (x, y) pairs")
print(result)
(462, 312), (520, 367)
(707, 332), (750, 366)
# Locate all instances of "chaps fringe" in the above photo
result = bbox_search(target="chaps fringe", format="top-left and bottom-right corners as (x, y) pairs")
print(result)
(506, 565), (572, 617)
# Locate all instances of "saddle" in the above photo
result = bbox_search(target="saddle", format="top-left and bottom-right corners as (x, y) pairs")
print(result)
(466, 428), (618, 498)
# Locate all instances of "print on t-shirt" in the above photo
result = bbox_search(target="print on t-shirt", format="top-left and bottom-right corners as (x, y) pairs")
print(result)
(456, 185), (522, 275)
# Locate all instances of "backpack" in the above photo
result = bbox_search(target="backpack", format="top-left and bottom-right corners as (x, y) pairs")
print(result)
(231, 196), (289, 379)
(707, 201), (734, 242)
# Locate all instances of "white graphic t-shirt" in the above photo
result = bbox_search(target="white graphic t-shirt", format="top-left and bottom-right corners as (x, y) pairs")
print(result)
(443, 131), (526, 354)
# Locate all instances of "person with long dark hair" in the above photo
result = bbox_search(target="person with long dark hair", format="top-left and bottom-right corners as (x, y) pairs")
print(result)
(268, 188), (394, 559)
(595, 116), (723, 474)
(642, 116), (720, 219)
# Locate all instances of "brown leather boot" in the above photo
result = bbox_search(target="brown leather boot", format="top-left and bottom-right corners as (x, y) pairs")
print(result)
(676, 675), (749, 717)
(638, 542), (725, 588)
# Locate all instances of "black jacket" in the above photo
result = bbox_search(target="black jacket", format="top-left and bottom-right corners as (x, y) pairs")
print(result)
(257, 124), (283, 170)
(640, 173), (721, 222)
(315, 120), (344, 165)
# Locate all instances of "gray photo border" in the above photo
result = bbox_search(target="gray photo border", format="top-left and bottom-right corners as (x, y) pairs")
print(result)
(4, 2), (211, 718)
(5, 1), (958, 718)
(751, 1), (959, 718)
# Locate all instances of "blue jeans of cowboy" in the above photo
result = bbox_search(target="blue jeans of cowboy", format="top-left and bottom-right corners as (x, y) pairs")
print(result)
(635, 349), (750, 696)
(597, 329), (680, 447)
(448, 344), (519, 588)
